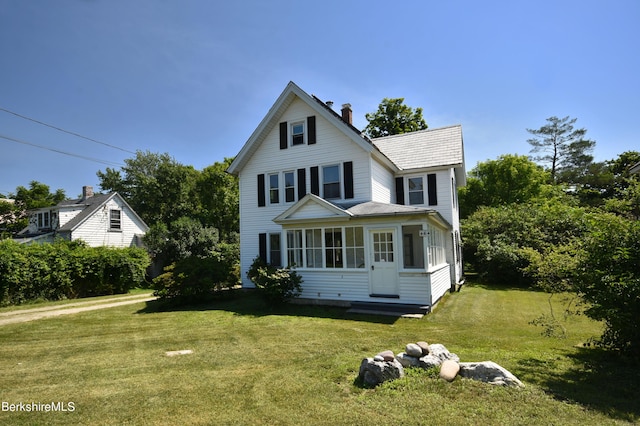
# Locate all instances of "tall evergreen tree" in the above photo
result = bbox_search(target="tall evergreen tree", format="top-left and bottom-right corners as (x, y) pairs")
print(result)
(526, 116), (595, 183)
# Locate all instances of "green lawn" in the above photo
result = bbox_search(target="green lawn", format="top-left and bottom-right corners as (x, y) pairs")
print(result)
(0, 283), (637, 425)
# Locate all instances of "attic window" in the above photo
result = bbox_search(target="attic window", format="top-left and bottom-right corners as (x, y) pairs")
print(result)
(291, 122), (305, 146)
(110, 209), (122, 230)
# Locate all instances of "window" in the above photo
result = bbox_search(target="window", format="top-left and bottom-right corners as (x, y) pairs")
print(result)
(305, 228), (323, 268)
(284, 171), (296, 203)
(110, 209), (121, 230)
(37, 211), (50, 229)
(426, 225), (446, 267)
(324, 227), (343, 268)
(408, 177), (424, 205)
(373, 231), (394, 262)
(345, 227), (365, 268)
(291, 122), (305, 146)
(322, 165), (340, 199)
(402, 225), (425, 269)
(269, 173), (279, 204)
(269, 233), (282, 267)
(287, 230), (303, 267)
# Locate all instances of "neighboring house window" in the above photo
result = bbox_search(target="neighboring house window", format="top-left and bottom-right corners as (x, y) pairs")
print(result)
(269, 173), (280, 204)
(284, 171), (296, 203)
(291, 122), (305, 146)
(37, 211), (50, 229)
(426, 225), (446, 268)
(402, 225), (425, 269)
(305, 228), (323, 268)
(322, 165), (340, 199)
(269, 233), (282, 267)
(345, 226), (365, 268)
(324, 227), (343, 268)
(408, 177), (424, 205)
(286, 229), (303, 267)
(110, 209), (122, 230)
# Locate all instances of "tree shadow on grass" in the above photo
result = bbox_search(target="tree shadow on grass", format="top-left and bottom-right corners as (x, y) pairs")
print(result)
(516, 348), (640, 423)
(136, 290), (397, 325)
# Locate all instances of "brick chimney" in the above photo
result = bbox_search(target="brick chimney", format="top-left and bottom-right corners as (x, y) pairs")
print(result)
(82, 186), (94, 200)
(341, 103), (352, 125)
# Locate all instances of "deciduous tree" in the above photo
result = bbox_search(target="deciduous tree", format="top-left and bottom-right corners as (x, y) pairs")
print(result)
(364, 98), (427, 138)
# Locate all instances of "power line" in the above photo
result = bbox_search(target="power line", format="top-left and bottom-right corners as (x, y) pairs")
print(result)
(0, 106), (137, 155)
(0, 133), (124, 167)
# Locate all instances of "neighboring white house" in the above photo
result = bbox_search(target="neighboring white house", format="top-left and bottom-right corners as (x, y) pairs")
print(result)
(631, 161), (640, 175)
(15, 186), (148, 247)
(227, 81), (466, 309)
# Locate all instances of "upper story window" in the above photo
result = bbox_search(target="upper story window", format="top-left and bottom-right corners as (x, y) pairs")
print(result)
(110, 209), (122, 230)
(284, 171), (296, 203)
(291, 122), (305, 146)
(322, 164), (341, 199)
(269, 173), (280, 204)
(408, 177), (424, 205)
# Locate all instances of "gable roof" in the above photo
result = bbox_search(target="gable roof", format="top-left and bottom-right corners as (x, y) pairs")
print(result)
(57, 192), (148, 232)
(372, 125), (466, 184)
(227, 81), (381, 176)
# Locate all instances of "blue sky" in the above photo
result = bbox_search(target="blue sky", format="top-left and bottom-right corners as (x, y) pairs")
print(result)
(1, 0), (638, 198)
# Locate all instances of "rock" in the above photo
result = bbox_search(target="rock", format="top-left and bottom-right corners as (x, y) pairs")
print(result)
(396, 352), (420, 368)
(458, 361), (524, 387)
(439, 360), (460, 382)
(405, 343), (423, 357)
(416, 341), (430, 355)
(373, 355), (384, 362)
(358, 357), (404, 387)
(165, 349), (193, 357)
(376, 350), (396, 362)
(418, 354), (442, 370)
(428, 344), (460, 363)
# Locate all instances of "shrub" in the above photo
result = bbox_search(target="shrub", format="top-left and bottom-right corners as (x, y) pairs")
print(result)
(0, 239), (150, 305)
(247, 257), (302, 305)
(576, 214), (640, 357)
(153, 255), (239, 304)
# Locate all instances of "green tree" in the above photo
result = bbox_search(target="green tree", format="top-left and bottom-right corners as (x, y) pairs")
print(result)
(97, 151), (200, 225)
(527, 116), (595, 183)
(13, 181), (66, 209)
(458, 154), (549, 218)
(196, 158), (239, 239)
(364, 98), (428, 138)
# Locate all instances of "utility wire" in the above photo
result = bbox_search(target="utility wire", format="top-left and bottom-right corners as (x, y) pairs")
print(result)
(0, 133), (124, 167)
(0, 106), (137, 155)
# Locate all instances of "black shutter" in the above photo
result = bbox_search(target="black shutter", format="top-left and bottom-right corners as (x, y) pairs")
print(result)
(427, 173), (438, 206)
(257, 174), (266, 207)
(297, 168), (306, 200)
(395, 177), (405, 205)
(343, 161), (354, 199)
(279, 122), (288, 149)
(310, 166), (320, 196)
(258, 233), (267, 262)
(307, 116), (316, 145)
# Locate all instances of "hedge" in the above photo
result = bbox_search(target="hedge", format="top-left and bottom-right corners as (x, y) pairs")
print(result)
(0, 239), (150, 305)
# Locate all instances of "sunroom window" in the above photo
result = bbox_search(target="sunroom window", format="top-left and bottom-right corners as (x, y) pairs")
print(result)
(402, 225), (425, 269)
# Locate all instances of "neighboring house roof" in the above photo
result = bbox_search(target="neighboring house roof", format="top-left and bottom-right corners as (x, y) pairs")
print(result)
(58, 192), (148, 232)
(372, 125), (466, 185)
(630, 161), (640, 175)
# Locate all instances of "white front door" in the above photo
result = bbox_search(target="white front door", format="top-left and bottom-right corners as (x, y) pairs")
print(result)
(369, 229), (398, 296)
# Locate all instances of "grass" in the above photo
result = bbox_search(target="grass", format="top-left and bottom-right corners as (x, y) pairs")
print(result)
(0, 283), (638, 425)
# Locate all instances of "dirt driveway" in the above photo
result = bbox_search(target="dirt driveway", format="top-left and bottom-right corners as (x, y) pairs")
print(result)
(0, 293), (157, 326)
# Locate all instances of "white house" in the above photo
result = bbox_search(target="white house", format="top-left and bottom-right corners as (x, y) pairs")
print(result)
(227, 82), (466, 310)
(15, 186), (148, 247)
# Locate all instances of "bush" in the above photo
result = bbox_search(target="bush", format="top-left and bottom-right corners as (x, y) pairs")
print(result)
(576, 214), (640, 357)
(0, 239), (150, 305)
(247, 257), (303, 305)
(153, 255), (239, 304)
